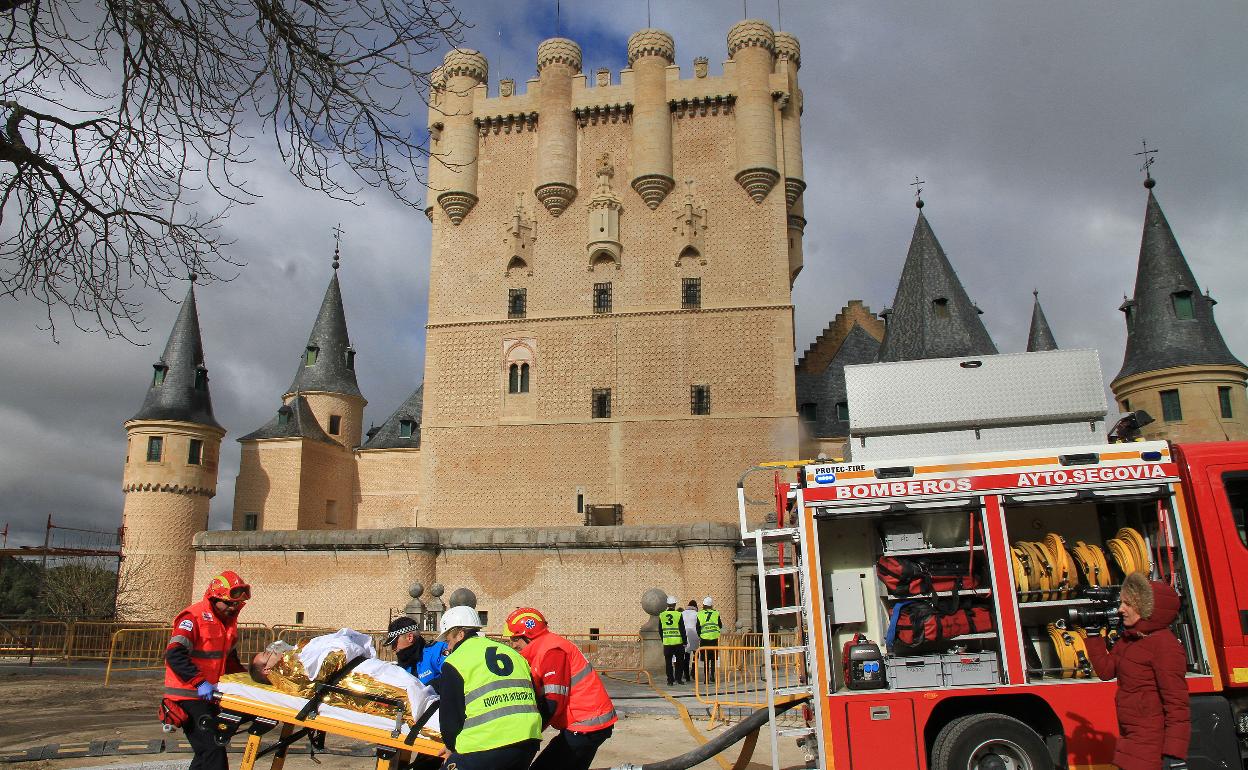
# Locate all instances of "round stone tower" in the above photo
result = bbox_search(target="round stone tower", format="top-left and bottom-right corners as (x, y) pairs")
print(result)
(120, 282), (225, 621)
(627, 28), (676, 209)
(436, 49), (488, 225)
(533, 37), (582, 217)
(727, 20), (779, 203)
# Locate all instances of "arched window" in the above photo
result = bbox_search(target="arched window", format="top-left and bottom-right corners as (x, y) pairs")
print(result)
(520, 363), (530, 393)
(508, 363), (520, 394)
(503, 338), (536, 398)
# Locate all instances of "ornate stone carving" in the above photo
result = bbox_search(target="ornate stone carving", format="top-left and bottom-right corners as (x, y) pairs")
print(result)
(632, 174), (675, 209)
(499, 78), (514, 97)
(627, 28), (675, 66)
(727, 19), (776, 59)
(437, 191), (478, 225)
(442, 49), (488, 83)
(595, 68), (611, 87)
(735, 167), (780, 203)
(693, 57), (709, 78)
(785, 178), (807, 208)
(537, 37), (582, 72)
(673, 180), (708, 264)
(587, 153), (623, 268)
(504, 193), (536, 275)
(535, 182), (576, 217)
(774, 32), (801, 69)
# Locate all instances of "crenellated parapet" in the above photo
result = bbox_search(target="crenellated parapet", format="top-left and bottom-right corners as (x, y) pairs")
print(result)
(537, 37), (583, 72)
(442, 49), (488, 82)
(727, 19), (777, 58)
(627, 28), (676, 66)
(772, 32), (805, 209)
(773, 31), (801, 69)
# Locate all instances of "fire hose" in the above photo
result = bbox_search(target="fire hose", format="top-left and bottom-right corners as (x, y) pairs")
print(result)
(608, 695), (810, 770)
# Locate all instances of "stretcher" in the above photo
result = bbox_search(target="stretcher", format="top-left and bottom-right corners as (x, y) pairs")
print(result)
(206, 671), (445, 770)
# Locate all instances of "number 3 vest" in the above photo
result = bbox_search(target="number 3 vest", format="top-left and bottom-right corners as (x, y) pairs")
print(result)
(659, 610), (683, 645)
(445, 635), (542, 752)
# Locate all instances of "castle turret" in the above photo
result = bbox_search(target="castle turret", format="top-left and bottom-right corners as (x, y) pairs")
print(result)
(1027, 291), (1059, 352)
(533, 38), (582, 216)
(284, 269), (366, 449)
(627, 29), (676, 209)
(877, 203), (998, 362)
(435, 49), (488, 225)
(423, 65), (446, 221)
(120, 281), (225, 621)
(1111, 179), (1248, 441)
(774, 32), (805, 208)
(727, 20), (779, 203)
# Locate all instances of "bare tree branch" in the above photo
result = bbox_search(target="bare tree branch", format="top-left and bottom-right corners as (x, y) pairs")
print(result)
(1, 0), (466, 337)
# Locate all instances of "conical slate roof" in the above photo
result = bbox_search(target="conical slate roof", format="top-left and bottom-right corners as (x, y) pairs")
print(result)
(286, 273), (363, 398)
(130, 283), (221, 428)
(1026, 292), (1059, 352)
(876, 211), (998, 362)
(1115, 189), (1245, 381)
(361, 386), (423, 450)
(239, 396), (334, 443)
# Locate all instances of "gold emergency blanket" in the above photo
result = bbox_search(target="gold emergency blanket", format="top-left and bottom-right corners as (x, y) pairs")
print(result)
(267, 648), (418, 726)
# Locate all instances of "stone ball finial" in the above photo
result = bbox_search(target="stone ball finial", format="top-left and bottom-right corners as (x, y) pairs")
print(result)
(537, 37), (582, 73)
(641, 588), (669, 617)
(773, 32), (800, 69)
(442, 49), (488, 83)
(1143, 176), (1156, 189)
(627, 28), (676, 67)
(727, 19), (776, 59)
(448, 587), (477, 608)
(408, 582), (424, 599)
(430, 583), (445, 598)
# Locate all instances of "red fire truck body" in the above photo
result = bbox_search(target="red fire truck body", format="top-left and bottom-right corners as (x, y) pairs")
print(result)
(780, 439), (1248, 770)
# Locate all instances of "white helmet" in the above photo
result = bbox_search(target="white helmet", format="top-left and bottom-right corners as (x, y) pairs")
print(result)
(437, 605), (484, 640)
(703, 596), (714, 607)
(666, 595), (677, 605)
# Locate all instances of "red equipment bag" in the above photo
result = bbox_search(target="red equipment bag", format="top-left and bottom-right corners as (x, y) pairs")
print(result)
(158, 697), (190, 729)
(875, 555), (980, 597)
(887, 600), (993, 654)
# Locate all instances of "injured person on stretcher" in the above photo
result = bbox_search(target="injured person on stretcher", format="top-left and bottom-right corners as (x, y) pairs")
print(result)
(222, 628), (440, 739)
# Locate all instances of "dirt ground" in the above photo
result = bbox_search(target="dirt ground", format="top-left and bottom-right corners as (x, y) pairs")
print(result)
(0, 670), (812, 770)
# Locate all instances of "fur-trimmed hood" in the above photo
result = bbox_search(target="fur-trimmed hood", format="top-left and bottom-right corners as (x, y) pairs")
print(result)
(1122, 571), (1180, 635)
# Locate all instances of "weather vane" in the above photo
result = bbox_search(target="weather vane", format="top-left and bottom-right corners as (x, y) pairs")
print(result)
(911, 176), (926, 209)
(1134, 139), (1158, 189)
(332, 223), (345, 270)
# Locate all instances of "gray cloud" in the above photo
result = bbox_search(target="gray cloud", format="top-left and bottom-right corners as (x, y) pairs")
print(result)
(2, 0), (1244, 544)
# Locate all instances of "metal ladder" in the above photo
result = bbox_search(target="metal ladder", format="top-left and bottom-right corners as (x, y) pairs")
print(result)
(747, 493), (825, 770)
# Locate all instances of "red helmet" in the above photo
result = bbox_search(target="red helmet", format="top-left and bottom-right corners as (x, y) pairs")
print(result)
(204, 571), (251, 603)
(505, 607), (548, 640)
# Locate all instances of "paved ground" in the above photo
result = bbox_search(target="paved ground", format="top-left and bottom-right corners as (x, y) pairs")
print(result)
(0, 666), (814, 770)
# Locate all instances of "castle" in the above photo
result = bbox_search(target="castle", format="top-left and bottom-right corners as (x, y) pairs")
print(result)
(118, 22), (1247, 632)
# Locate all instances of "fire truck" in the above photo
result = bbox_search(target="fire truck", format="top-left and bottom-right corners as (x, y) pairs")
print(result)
(740, 349), (1248, 770)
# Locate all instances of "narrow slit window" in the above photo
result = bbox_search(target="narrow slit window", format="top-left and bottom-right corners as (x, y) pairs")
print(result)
(508, 363), (520, 393)
(690, 385), (711, 415)
(328, 415), (342, 435)
(194, 367), (208, 392)
(187, 438), (203, 465)
(594, 282), (612, 314)
(592, 388), (612, 419)
(1219, 386), (1234, 419)
(146, 436), (163, 463)
(346, 348), (356, 370)
(520, 363), (530, 393)
(509, 288), (527, 319)
(682, 277), (702, 310)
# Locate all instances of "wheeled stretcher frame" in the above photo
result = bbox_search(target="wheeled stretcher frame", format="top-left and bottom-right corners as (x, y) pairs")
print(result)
(205, 658), (444, 770)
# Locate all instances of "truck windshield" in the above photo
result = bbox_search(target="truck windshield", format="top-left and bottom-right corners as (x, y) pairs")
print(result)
(1224, 473), (1248, 549)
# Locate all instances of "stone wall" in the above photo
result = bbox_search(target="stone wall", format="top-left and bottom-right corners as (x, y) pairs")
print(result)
(356, 449), (422, 529)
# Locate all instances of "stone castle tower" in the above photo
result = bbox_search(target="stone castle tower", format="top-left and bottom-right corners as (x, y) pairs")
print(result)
(120, 282), (225, 621)
(417, 21), (806, 527)
(1111, 178), (1248, 441)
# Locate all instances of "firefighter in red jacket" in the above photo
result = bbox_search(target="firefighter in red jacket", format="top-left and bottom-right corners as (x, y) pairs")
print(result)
(162, 571), (250, 770)
(505, 607), (617, 770)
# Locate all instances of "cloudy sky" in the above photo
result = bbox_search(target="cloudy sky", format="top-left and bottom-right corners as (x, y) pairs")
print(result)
(2, 1), (1245, 545)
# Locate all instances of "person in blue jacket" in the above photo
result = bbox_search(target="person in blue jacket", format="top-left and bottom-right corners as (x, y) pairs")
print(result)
(385, 616), (447, 688)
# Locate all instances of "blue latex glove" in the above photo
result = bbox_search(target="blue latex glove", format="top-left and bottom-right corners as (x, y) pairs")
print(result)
(1162, 757), (1188, 770)
(196, 681), (217, 700)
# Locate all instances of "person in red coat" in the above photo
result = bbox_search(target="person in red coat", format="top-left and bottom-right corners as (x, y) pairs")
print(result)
(505, 607), (617, 770)
(1085, 571), (1190, 770)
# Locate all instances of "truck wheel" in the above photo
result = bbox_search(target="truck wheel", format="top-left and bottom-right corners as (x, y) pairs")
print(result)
(931, 713), (1053, 770)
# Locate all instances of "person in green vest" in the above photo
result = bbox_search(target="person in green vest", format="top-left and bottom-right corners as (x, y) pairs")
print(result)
(658, 595), (687, 686)
(434, 606), (542, 770)
(695, 596), (722, 684)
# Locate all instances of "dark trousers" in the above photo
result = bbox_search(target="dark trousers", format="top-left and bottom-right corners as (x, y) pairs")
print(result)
(530, 726), (613, 770)
(663, 644), (684, 684)
(700, 638), (718, 683)
(181, 699), (228, 770)
(676, 647), (690, 683)
(441, 739), (539, 770)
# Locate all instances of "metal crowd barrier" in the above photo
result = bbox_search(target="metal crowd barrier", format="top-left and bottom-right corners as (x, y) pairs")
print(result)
(562, 633), (649, 683)
(68, 621), (164, 661)
(691, 645), (808, 727)
(104, 622), (272, 684)
(0, 619), (70, 660)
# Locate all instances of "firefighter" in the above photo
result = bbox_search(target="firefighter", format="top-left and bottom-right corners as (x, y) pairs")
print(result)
(504, 607), (617, 770)
(658, 595), (687, 685)
(435, 605), (542, 770)
(162, 571), (250, 770)
(696, 596), (722, 684)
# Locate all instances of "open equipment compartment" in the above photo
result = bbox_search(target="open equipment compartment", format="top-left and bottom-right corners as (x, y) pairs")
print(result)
(814, 499), (1005, 695)
(1000, 483), (1210, 683)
